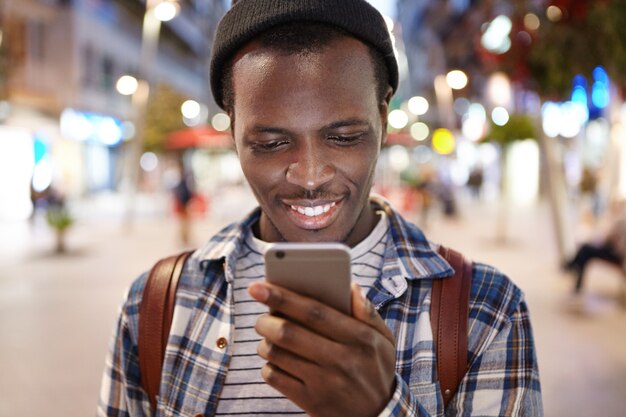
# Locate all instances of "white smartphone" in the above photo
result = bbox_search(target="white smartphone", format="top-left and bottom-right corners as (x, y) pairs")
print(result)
(264, 242), (352, 315)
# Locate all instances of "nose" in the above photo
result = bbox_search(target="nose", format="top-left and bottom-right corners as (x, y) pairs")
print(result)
(285, 142), (335, 190)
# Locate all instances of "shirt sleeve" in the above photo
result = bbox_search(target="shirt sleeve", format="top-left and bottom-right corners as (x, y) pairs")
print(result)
(376, 374), (435, 416)
(97, 282), (152, 417)
(378, 292), (543, 417)
(449, 297), (543, 416)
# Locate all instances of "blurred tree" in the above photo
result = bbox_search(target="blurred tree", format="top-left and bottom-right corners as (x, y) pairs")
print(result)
(486, 113), (537, 145)
(46, 206), (74, 254)
(476, 0), (626, 255)
(142, 83), (187, 152)
(492, 0), (626, 98)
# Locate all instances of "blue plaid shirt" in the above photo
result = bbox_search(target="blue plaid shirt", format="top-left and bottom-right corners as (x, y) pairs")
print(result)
(98, 196), (542, 416)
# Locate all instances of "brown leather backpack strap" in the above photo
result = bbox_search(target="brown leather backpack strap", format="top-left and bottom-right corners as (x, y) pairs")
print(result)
(138, 251), (193, 412)
(430, 245), (472, 409)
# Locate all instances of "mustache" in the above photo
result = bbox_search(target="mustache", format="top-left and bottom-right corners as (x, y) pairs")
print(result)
(280, 187), (343, 201)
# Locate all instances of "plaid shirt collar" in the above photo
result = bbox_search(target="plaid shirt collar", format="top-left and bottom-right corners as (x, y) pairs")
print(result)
(195, 194), (454, 284)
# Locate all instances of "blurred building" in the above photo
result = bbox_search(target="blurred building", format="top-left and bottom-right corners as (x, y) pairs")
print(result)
(0, 0), (227, 220)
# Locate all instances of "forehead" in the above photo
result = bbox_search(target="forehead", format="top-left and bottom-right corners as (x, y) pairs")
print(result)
(230, 36), (378, 119)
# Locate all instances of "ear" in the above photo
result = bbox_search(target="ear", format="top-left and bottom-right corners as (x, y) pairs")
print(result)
(228, 110), (238, 154)
(379, 87), (393, 147)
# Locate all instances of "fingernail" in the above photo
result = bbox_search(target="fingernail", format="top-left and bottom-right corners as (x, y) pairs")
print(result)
(356, 283), (367, 302)
(248, 283), (270, 302)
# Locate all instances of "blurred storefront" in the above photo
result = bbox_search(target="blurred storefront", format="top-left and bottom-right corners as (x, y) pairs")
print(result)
(164, 125), (243, 198)
(0, 0), (227, 221)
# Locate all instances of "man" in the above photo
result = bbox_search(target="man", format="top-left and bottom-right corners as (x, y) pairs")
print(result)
(98, 1), (542, 416)
(564, 200), (626, 292)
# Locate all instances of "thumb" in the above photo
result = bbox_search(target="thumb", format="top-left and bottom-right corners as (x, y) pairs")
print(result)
(350, 283), (395, 345)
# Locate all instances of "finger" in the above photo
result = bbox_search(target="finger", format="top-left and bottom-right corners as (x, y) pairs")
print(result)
(249, 281), (348, 337)
(350, 283), (395, 345)
(255, 312), (344, 365)
(250, 281), (394, 347)
(261, 362), (307, 401)
(257, 338), (318, 380)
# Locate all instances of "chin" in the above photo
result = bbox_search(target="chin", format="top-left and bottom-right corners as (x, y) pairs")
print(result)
(281, 227), (348, 243)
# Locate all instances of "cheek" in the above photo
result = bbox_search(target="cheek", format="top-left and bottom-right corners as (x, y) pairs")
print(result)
(342, 148), (379, 181)
(239, 154), (282, 194)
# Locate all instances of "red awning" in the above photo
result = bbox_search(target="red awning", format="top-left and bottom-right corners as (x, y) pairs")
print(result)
(166, 126), (233, 150)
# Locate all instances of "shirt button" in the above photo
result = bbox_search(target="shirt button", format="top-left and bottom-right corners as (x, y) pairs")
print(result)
(216, 337), (228, 349)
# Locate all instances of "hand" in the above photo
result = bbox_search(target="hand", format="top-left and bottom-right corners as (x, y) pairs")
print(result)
(248, 282), (397, 417)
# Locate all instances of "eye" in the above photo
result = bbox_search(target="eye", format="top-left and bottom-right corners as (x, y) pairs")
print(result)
(251, 140), (290, 152)
(327, 133), (364, 145)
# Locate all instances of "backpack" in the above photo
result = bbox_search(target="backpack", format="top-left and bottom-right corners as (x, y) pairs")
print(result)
(138, 245), (472, 412)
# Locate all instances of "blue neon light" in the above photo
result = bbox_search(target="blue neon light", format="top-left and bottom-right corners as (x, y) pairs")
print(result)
(591, 66), (610, 109)
(33, 137), (47, 164)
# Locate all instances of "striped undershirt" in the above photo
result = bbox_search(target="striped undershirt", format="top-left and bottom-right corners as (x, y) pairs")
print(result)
(214, 211), (389, 416)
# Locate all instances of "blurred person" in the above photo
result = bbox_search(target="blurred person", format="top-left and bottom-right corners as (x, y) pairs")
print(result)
(414, 165), (436, 229)
(30, 183), (65, 214)
(437, 180), (457, 218)
(97, 1), (542, 416)
(467, 166), (484, 200)
(564, 200), (626, 293)
(172, 159), (195, 245)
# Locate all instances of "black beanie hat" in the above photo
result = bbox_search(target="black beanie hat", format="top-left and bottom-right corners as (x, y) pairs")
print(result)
(210, 0), (399, 110)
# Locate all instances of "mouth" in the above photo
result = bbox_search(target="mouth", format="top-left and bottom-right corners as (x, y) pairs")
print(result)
(290, 201), (336, 217)
(282, 199), (343, 230)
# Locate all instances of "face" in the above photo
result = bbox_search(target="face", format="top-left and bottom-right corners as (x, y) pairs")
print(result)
(230, 36), (390, 246)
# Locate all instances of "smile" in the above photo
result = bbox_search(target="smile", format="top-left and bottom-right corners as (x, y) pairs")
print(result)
(290, 202), (336, 217)
(282, 198), (343, 230)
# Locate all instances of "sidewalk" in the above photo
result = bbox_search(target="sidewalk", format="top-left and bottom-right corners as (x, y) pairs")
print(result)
(1, 192), (625, 416)
(420, 198), (626, 417)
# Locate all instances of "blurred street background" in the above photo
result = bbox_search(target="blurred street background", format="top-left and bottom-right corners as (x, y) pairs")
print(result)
(1, 0), (626, 416)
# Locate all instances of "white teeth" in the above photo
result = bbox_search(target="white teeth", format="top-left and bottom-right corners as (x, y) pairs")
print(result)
(290, 203), (336, 217)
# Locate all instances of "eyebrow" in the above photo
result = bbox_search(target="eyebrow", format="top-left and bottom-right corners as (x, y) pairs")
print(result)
(251, 118), (371, 135)
(325, 118), (371, 130)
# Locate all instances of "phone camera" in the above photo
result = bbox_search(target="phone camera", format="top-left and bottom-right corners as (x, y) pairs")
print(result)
(275, 251), (285, 259)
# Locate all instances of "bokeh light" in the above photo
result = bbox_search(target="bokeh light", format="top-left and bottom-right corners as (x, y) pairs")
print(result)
(181, 100), (201, 119)
(546, 5), (563, 22)
(486, 72), (512, 108)
(542, 101), (587, 138)
(462, 103), (487, 142)
(115, 75), (138, 96)
(212, 113), (231, 131)
(446, 70), (468, 90)
(388, 109), (409, 129)
(408, 96), (429, 116)
(491, 107), (510, 126)
(542, 102), (562, 138)
(140, 152), (158, 172)
(410, 122), (429, 141)
(524, 13), (540, 31)
(432, 128), (455, 155)
(592, 66), (610, 109)
(481, 15), (512, 54)
(388, 145), (410, 172)
(153, 1), (179, 22)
